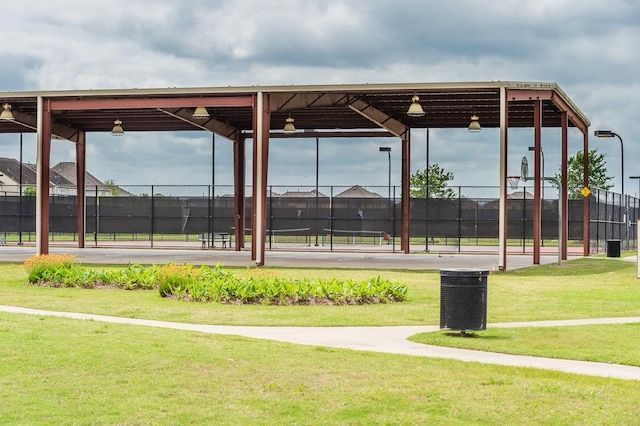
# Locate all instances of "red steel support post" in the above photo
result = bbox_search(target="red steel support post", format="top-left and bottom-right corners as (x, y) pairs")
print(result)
(257, 97), (270, 265)
(561, 113), (569, 260)
(499, 88), (509, 270)
(38, 99), (52, 255)
(533, 100), (542, 265)
(401, 132), (410, 253)
(76, 131), (86, 248)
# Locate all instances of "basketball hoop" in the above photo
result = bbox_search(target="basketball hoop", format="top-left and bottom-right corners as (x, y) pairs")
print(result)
(507, 176), (520, 190)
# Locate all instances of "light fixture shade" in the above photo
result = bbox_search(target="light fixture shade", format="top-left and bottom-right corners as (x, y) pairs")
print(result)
(193, 106), (210, 118)
(283, 116), (296, 133)
(1, 103), (15, 120)
(594, 130), (614, 137)
(406, 95), (425, 117)
(111, 119), (124, 136)
(468, 114), (482, 132)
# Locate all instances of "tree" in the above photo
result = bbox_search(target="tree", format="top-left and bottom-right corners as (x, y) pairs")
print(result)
(410, 164), (455, 198)
(104, 179), (120, 196)
(23, 186), (36, 196)
(551, 149), (613, 199)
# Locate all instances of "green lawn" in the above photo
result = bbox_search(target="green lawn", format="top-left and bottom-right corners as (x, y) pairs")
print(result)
(1, 313), (639, 425)
(411, 323), (640, 366)
(2, 257), (640, 424)
(1, 258), (639, 326)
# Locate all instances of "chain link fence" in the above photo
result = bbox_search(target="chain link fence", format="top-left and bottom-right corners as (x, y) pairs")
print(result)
(0, 184), (637, 252)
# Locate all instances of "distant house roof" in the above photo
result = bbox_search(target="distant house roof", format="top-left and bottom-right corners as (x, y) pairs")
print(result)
(51, 162), (134, 195)
(0, 157), (75, 188)
(0, 158), (133, 195)
(279, 189), (328, 198)
(25, 163), (75, 187)
(508, 191), (534, 200)
(0, 157), (38, 185)
(52, 162), (106, 188)
(334, 185), (384, 198)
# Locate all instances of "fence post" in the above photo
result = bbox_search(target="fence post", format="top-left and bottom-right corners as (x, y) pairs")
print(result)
(330, 186), (334, 251)
(392, 185), (396, 253)
(425, 181), (429, 252)
(457, 186), (462, 253)
(207, 185), (212, 248)
(269, 186), (274, 250)
(596, 189), (600, 253)
(150, 185), (154, 248)
(522, 184), (526, 254)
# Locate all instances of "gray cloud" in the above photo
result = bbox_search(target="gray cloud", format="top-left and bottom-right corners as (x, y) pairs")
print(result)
(0, 0), (638, 194)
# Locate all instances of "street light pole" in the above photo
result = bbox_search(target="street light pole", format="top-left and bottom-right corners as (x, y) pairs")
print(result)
(595, 130), (625, 248)
(379, 146), (391, 200)
(630, 176), (640, 198)
(594, 130), (624, 197)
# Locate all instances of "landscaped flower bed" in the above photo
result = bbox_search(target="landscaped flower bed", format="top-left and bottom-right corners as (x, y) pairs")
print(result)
(24, 254), (408, 305)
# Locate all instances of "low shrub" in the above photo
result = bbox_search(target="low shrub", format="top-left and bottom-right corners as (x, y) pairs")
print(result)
(23, 254), (89, 287)
(100, 264), (160, 290)
(157, 264), (408, 305)
(24, 255), (158, 290)
(23, 256), (409, 305)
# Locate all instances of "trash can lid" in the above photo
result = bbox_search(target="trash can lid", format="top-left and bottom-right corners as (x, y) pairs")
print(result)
(440, 268), (489, 276)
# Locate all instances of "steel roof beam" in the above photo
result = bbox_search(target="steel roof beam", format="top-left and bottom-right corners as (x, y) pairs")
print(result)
(245, 130), (395, 138)
(506, 89), (555, 101)
(348, 98), (408, 138)
(157, 108), (240, 141)
(48, 96), (254, 111)
(550, 93), (589, 134)
(11, 110), (81, 142)
(270, 93), (349, 111)
(506, 89), (588, 134)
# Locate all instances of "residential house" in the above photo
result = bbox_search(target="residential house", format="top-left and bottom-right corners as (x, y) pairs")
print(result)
(0, 158), (118, 196)
(334, 185), (384, 199)
(51, 162), (118, 196)
(0, 157), (74, 195)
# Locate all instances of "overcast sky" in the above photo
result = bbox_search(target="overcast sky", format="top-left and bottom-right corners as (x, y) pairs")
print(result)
(1, 0), (638, 196)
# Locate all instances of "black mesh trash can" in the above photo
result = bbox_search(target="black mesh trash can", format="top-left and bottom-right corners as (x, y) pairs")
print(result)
(440, 268), (488, 332)
(607, 240), (621, 258)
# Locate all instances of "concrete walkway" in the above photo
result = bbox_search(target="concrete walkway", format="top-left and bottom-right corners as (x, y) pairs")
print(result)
(2, 304), (639, 381)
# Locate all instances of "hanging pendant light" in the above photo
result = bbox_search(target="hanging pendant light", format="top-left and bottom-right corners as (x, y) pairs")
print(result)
(468, 113), (482, 132)
(193, 106), (210, 118)
(111, 118), (124, 136)
(0, 103), (15, 120)
(406, 95), (425, 117)
(283, 115), (296, 133)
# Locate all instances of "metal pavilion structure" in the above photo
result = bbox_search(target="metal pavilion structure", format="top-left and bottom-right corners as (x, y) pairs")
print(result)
(0, 81), (591, 269)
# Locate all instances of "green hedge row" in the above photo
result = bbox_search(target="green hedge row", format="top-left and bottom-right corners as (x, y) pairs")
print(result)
(24, 254), (408, 305)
